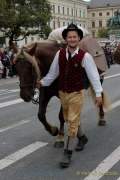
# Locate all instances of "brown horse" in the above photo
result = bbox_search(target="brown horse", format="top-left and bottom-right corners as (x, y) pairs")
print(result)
(14, 41), (66, 147)
(14, 40), (105, 147)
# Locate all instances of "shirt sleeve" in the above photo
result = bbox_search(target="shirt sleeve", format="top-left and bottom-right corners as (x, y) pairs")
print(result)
(82, 52), (103, 97)
(40, 50), (60, 86)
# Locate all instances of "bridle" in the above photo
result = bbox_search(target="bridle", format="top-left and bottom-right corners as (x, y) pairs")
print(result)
(18, 62), (40, 104)
(19, 65), (37, 89)
(15, 48), (41, 104)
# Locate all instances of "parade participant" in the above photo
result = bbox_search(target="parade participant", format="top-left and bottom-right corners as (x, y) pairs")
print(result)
(114, 43), (120, 64)
(37, 23), (103, 168)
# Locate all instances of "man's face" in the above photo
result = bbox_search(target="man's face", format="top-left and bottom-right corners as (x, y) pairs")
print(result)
(66, 31), (80, 48)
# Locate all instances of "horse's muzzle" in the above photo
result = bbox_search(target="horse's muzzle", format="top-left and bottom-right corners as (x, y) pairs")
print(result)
(20, 91), (33, 102)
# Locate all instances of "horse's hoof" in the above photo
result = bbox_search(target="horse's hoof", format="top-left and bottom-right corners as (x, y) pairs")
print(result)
(98, 120), (106, 126)
(51, 127), (59, 136)
(54, 141), (64, 148)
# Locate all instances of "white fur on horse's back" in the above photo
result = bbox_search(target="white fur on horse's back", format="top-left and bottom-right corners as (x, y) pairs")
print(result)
(48, 25), (90, 43)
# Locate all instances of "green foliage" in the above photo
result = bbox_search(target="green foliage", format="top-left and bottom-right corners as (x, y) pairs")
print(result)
(97, 28), (109, 38)
(0, 0), (52, 41)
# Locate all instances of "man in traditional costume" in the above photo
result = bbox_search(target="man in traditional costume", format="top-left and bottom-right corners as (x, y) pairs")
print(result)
(37, 23), (103, 168)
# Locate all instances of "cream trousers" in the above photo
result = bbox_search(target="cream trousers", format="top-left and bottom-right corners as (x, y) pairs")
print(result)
(59, 90), (84, 137)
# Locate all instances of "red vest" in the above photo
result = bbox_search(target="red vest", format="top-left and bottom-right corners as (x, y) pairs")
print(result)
(59, 48), (86, 93)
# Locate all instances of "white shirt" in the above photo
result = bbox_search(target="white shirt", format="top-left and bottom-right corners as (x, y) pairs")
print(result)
(41, 47), (103, 97)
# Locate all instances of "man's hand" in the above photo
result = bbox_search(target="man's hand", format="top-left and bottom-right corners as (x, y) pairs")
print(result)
(95, 96), (103, 107)
(36, 80), (42, 89)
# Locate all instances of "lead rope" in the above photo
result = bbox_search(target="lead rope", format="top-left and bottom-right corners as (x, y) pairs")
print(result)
(31, 56), (41, 105)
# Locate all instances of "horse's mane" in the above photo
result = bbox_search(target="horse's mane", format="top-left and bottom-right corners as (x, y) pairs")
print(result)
(23, 40), (65, 56)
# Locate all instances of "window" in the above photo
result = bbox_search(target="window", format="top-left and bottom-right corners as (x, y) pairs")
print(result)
(80, 10), (81, 17)
(99, 20), (102, 28)
(92, 21), (95, 28)
(71, 8), (74, 16)
(58, 6), (60, 14)
(83, 10), (85, 17)
(99, 12), (102, 16)
(53, 5), (55, 13)
(67, 8), (69, 15)
(92, 31), (95, 37)
(58, 21), (60, 28)
(53, 21), (55, 29)
(81, 10), (83, 18)
(63, 7), (64, 15)
(107, 12), (110, 16)
(76, 9), (77, 17)
(63, 22), (65, 26)
(92, 13), (95, 17)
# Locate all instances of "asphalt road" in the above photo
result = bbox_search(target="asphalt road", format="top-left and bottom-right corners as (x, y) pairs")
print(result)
(0, 65), (120, 180)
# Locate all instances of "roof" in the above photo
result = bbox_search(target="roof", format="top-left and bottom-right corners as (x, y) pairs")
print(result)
(88, 0), (120, 8)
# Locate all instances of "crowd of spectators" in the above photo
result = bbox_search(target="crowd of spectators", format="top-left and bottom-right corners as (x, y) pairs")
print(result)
(0, 48), (16, 79)
(102, 43), (119, 68)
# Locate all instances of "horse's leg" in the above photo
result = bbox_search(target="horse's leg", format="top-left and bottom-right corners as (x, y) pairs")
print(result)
(59, 106), (65, 135)
(54, 106), (65, 148)
(38, 87), (59, 136)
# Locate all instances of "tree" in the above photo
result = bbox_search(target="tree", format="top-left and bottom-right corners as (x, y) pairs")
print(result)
(97, 28), (109, 38)
(0, 0), (52, 44)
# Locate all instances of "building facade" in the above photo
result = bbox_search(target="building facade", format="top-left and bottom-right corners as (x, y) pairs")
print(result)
(4, 0), (120, 46)
(49, 0), (88, 29)
(88, 0), (120, 37)
(3, 0), (89, 47)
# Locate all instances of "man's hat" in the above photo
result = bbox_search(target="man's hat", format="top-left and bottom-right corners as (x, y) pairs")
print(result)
(62, 23), (83, 40)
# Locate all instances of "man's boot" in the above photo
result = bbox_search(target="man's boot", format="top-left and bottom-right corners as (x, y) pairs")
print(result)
(75, 126), (88, 151)
(98, 119), (106, 126)
(60, 136), (75, 168)
(60, 149), (72, 168)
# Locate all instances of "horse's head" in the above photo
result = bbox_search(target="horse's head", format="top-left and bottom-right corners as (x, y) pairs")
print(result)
(14, 48), (40, 102)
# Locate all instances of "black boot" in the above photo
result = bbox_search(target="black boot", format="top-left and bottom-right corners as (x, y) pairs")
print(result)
(75, 134), (88, 151)
(98, 119), (106, 126)
(60, 136), (75, 168)
(60, 149), (72, 168)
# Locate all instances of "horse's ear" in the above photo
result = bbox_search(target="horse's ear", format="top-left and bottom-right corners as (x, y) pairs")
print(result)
(23, 43), (37, 55)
